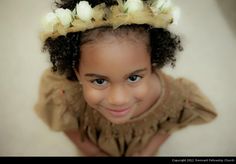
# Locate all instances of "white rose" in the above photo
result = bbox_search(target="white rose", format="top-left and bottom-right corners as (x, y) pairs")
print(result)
(124, 0), (144, 13)
(152, 0), (172, 13)
(55, 8), (73, 28)
(171, 7), (181, 25)
(41, 12), (59, 32)
(76, 1), (93, 21)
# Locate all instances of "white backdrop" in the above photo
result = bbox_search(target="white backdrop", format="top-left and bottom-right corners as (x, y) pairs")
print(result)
(0, 0), (235, 156)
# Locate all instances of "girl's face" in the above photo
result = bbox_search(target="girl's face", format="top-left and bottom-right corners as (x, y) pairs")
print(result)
(76, 33), (160, 124)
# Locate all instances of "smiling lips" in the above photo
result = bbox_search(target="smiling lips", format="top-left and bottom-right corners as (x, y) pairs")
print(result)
(106, 107), (131, 117)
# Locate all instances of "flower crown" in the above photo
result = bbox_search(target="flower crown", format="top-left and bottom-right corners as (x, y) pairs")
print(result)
(40, 0), (180, 41)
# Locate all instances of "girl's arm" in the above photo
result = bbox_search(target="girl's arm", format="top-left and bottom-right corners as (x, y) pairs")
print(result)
(64, 130), (109, 156)
(65, 130), (169, 156)
(132, 132), (170, 156)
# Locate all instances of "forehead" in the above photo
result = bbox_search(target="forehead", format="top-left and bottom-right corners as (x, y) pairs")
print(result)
(79, 35), (151, 76)
(80, 26), (149, 46)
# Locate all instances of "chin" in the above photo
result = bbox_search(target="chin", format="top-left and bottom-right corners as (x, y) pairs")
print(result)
(107, 118), (130, 125)
(109, 120), (127, 125)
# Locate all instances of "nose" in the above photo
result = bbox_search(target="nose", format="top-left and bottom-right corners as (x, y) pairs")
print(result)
(107, 85), (130, 106)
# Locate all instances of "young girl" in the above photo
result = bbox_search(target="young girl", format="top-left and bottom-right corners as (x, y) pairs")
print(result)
(35, 0), (217, 156)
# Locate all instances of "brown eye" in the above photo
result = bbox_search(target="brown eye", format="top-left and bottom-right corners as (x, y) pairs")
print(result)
(91, 79), (107, 86)
(128, 75), (142, 83)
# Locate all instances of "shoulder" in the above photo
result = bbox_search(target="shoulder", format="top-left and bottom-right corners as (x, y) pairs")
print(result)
(40, 68), (68, 87)
(159, 71), (217, 126)
(158, 71), (212, 102)
(39, 68), (80, 94)
(35, 68), (83, 131)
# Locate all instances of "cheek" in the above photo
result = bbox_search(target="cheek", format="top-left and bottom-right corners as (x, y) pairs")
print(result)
(132, 83), (149, 101)
(82, 85), (105, 106)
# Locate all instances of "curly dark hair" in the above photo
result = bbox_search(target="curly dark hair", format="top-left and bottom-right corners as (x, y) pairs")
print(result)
(55, 0), (118, 9)
(43, 0), (183, 81)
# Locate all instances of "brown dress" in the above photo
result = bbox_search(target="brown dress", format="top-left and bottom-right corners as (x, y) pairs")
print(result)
(34, 68), (217, 156)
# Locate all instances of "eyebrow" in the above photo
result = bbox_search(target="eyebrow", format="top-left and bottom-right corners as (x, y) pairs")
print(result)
(84, 68), (148, 79)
